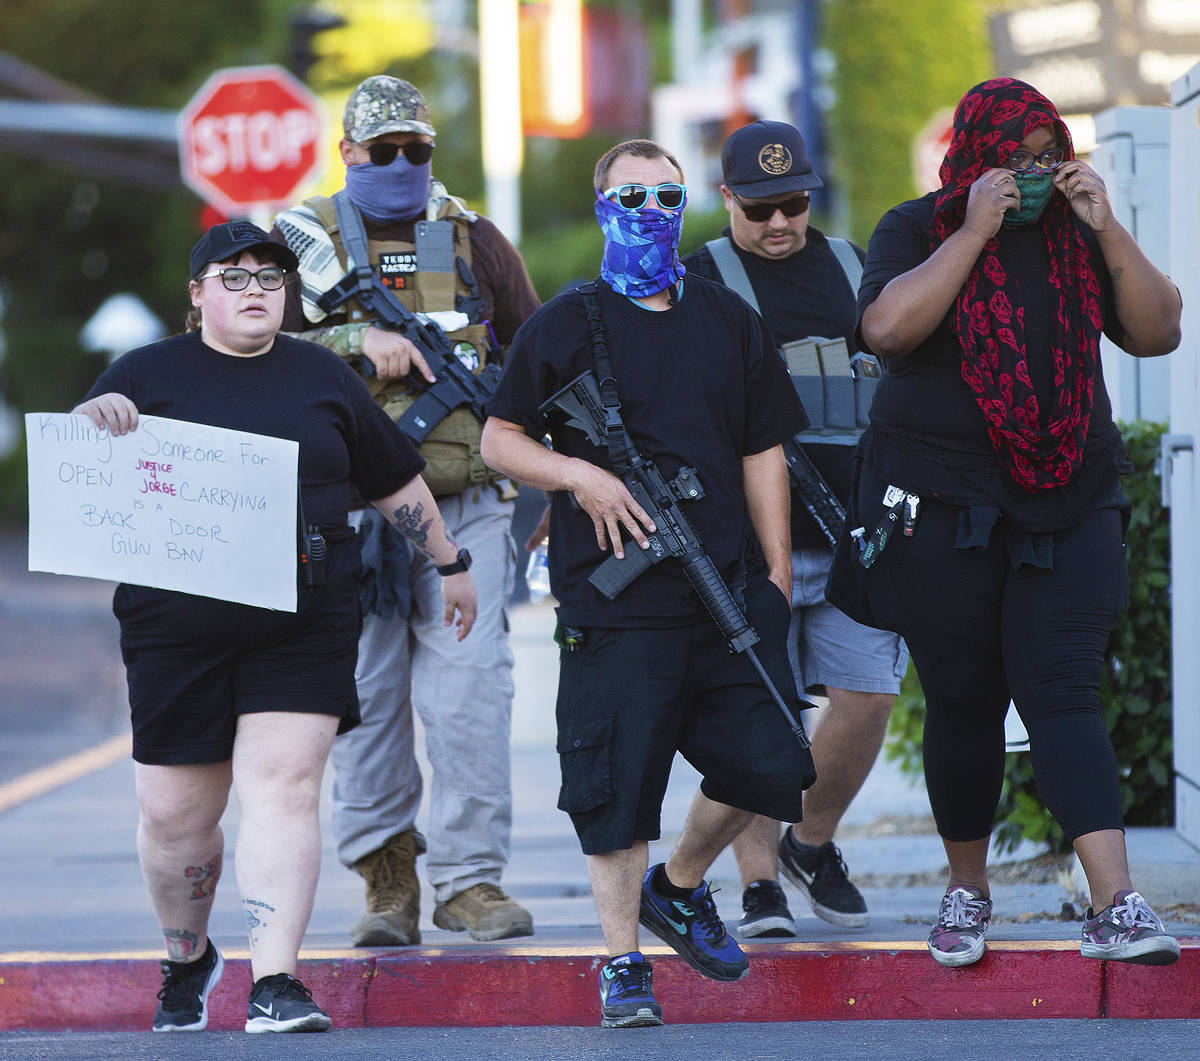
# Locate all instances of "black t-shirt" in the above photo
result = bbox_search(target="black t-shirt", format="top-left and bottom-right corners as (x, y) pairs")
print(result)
(86, 331), (425, 529)
(854, 193), (1130, 532)
(486, 277), (808, 628)
(683, 226), (864, 550)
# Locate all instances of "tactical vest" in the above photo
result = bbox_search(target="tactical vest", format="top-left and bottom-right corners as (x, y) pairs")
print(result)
(305, 193), (496, 495)
(704, 235), (879, 447)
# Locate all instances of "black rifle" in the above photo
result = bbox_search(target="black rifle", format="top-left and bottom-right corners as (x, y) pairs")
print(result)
(542, 370), (810, 749)
(318, 273), (501, 445)
(783, 437), (847, 548)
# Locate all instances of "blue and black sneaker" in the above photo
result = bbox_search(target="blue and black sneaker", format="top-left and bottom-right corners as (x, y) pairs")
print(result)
(638, 864), (749, 982)
(599, 951), (663, 1029)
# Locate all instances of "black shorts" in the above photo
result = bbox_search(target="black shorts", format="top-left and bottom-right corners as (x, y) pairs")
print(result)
(115, 537), (362, 765)
(554, 579), (815, 855)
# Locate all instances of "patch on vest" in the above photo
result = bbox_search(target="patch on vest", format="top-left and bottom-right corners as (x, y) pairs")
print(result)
(379, 251), (417, 290)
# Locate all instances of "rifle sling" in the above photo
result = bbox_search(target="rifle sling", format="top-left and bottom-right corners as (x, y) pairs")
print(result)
(578, 281), (630, 476)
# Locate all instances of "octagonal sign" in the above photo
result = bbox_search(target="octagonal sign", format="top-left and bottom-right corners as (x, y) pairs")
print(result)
(179, 65), (325, 215)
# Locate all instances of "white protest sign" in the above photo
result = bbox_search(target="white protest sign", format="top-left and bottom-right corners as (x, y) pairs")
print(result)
(26, 413), (299, 611)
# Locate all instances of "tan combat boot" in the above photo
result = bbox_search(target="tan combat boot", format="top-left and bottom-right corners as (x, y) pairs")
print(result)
(432, 883), (534, 942)
(351, 832), (423, 946)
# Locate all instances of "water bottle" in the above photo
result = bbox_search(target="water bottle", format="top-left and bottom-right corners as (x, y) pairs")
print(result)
(525, 541), (551, 603)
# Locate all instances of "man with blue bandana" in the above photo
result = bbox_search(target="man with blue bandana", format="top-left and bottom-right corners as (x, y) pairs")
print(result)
(482, 139), (814, 1029)
(272, 75), (540, 949)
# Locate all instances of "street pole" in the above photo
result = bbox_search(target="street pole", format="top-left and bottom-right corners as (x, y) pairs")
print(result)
(479, 0), (522, 244)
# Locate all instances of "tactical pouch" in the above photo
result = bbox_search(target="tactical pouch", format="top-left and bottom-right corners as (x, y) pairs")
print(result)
(785, 336), (879, 444)
(381, 396), (489, 497)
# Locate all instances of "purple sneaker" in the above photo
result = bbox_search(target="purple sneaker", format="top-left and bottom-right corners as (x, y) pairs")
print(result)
(1081, 890), (1180, 965)
(928, 886), (992, 967)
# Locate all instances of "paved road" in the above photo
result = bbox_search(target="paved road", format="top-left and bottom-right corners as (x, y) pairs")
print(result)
(4, 1019), (1198, 1060)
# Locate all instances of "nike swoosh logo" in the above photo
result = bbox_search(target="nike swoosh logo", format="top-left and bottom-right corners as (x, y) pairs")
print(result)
(252, 1002), (274, 1016)
(663, 906), (689, 934)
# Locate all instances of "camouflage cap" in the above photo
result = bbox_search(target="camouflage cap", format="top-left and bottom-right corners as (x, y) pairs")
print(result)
(343, 75), (436, 142)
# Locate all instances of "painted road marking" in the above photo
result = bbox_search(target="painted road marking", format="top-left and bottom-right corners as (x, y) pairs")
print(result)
(0, 733), (131, 815)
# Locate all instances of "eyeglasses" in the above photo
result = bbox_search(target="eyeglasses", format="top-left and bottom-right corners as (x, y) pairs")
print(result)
(733, 192), (810, 222)
(196, 266), (288, 292)
(365, 140), (435, 167)
(602, 182), (687, 211)
(1004, 146), (1066, 174)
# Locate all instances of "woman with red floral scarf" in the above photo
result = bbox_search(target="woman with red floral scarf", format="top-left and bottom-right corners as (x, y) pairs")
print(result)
(837, 78), (1181, 968)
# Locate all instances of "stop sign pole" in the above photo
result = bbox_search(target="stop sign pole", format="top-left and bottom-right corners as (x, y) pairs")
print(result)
(178, 65), (325, 222)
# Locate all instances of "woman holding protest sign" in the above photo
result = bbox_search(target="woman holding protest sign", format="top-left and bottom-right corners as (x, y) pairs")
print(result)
(73, 220), (476, 1034)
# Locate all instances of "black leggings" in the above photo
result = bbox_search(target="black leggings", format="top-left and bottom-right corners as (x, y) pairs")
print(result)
(857, 468), (1128, 843)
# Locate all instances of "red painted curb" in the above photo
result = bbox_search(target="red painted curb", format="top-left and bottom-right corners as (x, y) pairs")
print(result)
(1, 943), (1196, 1031)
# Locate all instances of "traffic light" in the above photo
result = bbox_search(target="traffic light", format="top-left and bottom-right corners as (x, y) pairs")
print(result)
(288, 5), (347, 83)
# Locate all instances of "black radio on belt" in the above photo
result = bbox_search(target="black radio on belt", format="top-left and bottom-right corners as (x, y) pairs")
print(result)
(300, 524), (327, 587)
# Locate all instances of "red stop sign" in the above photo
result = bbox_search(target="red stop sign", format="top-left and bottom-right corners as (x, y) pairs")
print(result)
(179, 65), (325, 215)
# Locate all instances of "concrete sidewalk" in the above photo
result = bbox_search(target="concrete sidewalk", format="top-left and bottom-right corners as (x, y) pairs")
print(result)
(0, 559), (1198, 1029)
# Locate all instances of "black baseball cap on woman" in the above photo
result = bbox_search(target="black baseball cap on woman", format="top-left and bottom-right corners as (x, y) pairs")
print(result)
(721, 120), (824, 198)
(188, 220), (298, 279)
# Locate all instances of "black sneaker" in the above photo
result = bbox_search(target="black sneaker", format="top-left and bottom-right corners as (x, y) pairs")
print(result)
(779, 833), (869, 928)
(599, 951), (663, 1028)
(638, 864), (749, 982)
(152, 938), (224, 1032)
(737, 880), (797, 939)
(244, 973), (332, 1034)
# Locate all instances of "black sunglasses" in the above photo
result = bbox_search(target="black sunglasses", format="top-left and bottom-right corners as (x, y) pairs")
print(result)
(733, 191), (810, 222)
(366, 140), (435, 167)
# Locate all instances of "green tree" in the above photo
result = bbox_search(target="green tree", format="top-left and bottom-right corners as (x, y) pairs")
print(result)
(0, 1), (300, 519)
(823, 0), (991, 245)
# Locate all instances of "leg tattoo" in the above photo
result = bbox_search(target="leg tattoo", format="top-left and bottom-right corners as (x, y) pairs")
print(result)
(242, 898), (276, 945)
(184, 853), (222, 901)
(163, 928), (201, 961)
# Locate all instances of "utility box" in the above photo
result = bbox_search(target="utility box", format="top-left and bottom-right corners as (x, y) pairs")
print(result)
(1091, 106), (1172, 424)
(1167, 65), (1200, 850)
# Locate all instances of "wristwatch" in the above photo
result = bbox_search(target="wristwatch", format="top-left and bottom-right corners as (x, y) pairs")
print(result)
(436, 547), (472, 576)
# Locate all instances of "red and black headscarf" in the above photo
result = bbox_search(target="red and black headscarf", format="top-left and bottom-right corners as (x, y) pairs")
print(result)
(932, 77), (1102, 491)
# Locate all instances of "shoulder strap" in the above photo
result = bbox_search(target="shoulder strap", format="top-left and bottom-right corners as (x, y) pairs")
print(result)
(577, 281), (630, 476)
(825, 237), (863, 296)
(315, 191), (414, 327)
(332, 189), (371, 270)
(704, 237), (762, 316)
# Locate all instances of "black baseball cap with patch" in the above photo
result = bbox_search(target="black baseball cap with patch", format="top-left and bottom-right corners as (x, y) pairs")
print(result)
(721, 120), (823, 198)
(188, 220), (298, 279)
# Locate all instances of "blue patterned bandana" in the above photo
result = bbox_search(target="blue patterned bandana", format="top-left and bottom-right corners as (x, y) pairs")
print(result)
(594, 192), (686, 298)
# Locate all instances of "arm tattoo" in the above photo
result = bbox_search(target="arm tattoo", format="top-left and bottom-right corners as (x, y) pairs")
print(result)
(163, 928), (201, 961)
(391, 501), (436, 558)
(184, 853), (222, 900)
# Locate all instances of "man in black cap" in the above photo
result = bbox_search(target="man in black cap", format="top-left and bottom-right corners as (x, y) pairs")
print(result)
(682, 120), (908, 939)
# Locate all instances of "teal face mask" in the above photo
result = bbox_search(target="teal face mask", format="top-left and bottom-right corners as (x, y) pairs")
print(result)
(1002, 171), (1055, 227)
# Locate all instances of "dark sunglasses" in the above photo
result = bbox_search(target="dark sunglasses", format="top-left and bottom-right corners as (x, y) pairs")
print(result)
(733, 192), (810, 222)
(366, 140), (435, 167)
(602, 182), (687, 211)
